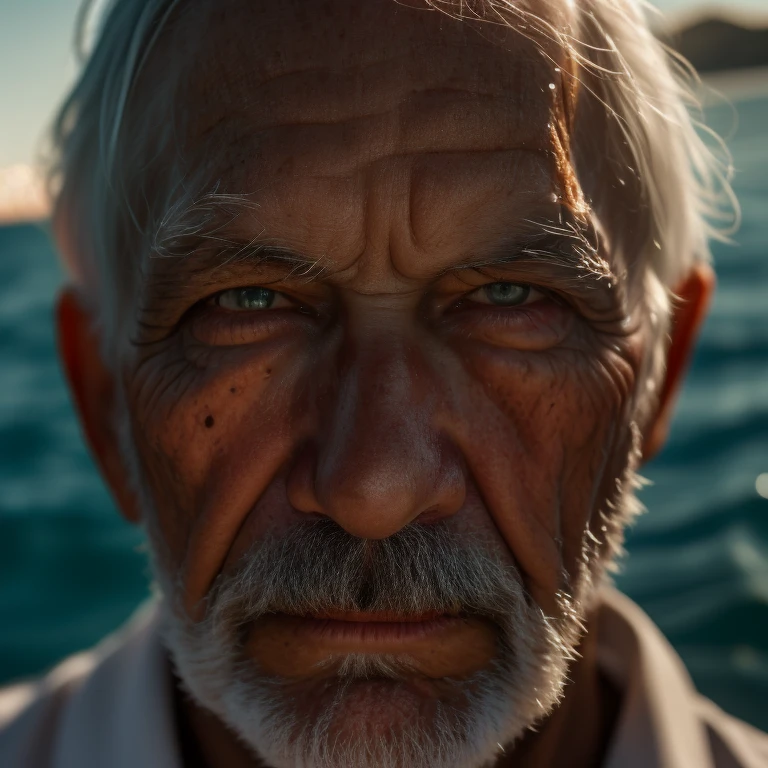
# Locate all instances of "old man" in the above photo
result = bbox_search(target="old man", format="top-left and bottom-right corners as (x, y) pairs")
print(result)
(1, 0), (767, 766)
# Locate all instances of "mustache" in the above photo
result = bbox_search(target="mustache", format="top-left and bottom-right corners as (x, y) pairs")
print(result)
(201, 519), (531, 630)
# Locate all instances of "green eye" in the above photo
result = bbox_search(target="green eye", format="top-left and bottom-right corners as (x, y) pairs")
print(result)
(483, 283), (530, 306)
(216, 287), (276, 311)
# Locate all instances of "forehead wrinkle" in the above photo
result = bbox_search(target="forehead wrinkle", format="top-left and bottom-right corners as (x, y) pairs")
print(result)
(193, 56), (559, 152)
(168, 0), (585, 292)
(394, 149), (561, 275)
(197, 121), (557, 199)
(186, 0), (552, 115)
(203, 88), (513, 137)
(193, 47), (524, 132)
(183, 3), (559, 173)
(158, 146), (567, 290)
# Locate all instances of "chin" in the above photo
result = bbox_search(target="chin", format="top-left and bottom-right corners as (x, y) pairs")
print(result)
(221, 671), (516, 768)
(166, 617), (568, 768)
(289, 676), (463, 745)
(171, 637), (558, 768)
(278, 666), (471, 738)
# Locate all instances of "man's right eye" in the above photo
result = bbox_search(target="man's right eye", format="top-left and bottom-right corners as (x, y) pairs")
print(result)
(212, 287), (288, 311)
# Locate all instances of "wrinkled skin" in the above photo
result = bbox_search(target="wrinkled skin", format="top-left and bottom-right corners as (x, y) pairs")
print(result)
(57, 0), (713, 765)
(132, 0), (636, 618)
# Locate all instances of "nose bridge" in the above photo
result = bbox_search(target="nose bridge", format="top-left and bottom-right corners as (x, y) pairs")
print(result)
(347, 329), (424, 432)
(307, 327), (464, 538)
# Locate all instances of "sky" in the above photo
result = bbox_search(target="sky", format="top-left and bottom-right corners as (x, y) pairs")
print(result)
(0, 0), (766, 171)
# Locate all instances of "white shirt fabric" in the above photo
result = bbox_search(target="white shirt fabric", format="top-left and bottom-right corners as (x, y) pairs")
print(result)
(1, 588), (766, 768)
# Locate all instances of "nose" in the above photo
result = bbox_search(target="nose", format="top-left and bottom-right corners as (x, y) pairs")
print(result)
(287, 333), (465, 539)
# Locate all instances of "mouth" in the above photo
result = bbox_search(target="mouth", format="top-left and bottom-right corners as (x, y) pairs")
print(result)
(245, 609), (499, 680)
(285, 610), (464, 644)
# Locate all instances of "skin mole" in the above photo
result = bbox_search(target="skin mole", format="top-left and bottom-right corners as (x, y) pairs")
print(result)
(205, 415), (215, 429)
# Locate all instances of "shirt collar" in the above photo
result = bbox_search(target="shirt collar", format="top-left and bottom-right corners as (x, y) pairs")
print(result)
(52, 600), (182, 768)
(598, 587), (715, 768)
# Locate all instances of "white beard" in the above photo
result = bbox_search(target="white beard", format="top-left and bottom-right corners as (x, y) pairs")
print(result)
(116, 394), (638, 768)
(148, 521), (584, 768)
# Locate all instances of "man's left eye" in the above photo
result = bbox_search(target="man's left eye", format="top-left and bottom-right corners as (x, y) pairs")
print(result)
(212, 287), (291, 311)
(466, 282), (541, 307)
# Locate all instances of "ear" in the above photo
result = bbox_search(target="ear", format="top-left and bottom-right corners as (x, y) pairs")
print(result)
(642, 262), (715, 461)
(56, 287), (142, 523)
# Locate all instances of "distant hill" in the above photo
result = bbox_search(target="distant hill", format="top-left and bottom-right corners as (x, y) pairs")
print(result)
(663, 16), (768, 73)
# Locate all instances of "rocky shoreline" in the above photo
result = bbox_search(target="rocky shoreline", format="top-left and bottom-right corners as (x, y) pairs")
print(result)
(662, 13), (768, 74)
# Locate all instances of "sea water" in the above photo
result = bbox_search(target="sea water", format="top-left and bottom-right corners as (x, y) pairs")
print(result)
(0, 90), (766, 730)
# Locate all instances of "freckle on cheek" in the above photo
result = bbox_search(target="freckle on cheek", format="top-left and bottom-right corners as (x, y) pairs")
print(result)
(205, 415), (215, 429)
(230, 387), (237, 394)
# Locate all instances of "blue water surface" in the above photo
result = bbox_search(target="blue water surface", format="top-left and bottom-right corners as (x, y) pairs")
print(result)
(0, 91), (767, 731)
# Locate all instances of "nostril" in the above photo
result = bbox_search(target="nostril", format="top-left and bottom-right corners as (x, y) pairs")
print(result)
(413, 505), (446, 526)
(286, 442), (324, 516)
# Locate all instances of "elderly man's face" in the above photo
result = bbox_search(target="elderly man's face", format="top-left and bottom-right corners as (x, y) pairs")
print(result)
(134, 0), (640, 608)
(57, 0), (711, 765)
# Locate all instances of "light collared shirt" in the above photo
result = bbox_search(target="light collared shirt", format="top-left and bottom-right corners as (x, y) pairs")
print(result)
(1, 588), (766, 767)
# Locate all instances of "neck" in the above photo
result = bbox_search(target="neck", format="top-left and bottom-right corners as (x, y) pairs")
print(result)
(174, 612), (621, 768)
(174, 682), (261, 768)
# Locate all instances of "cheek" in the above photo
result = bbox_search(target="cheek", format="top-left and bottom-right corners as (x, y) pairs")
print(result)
(451, 334), (641, 610)
(127, 333), (311, 596)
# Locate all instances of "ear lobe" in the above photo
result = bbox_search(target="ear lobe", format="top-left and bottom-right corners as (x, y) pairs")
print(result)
(641, 262), (715, 462)
(56, 288), (142, 523)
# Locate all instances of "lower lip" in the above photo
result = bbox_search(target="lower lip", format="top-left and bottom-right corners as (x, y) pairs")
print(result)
(245, 611), (499, 679)
(288, 614), (462, 643)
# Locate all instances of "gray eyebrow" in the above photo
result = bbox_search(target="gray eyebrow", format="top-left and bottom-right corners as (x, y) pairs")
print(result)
(148, 188), (330, 282)
(451, 213), (615, 289)
(148, 193), (613, 290)
(205, 242), (329, 281)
